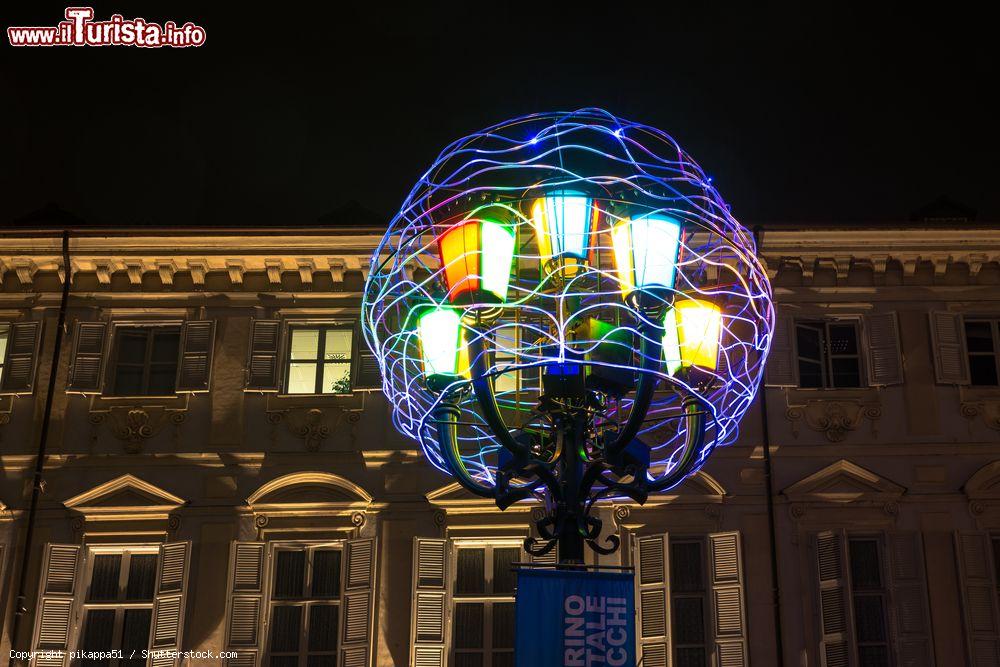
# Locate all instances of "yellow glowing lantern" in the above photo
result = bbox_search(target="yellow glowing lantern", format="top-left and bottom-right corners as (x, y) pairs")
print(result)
(662, 299), (722, 375)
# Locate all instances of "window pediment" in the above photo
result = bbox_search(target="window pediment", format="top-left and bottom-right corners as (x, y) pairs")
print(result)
(63, 474), (186, 519)
(782, 459), (904, 504)
(247, 472), (373, 508)
(964, 461), (1000, 500)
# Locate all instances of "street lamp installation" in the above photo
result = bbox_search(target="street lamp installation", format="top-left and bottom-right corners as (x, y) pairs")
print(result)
(362, 109), (773, 565)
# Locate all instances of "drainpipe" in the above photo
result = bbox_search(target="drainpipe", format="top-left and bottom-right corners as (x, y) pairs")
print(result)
(754, 225), (785, 667)
(10, 230), (72, 655)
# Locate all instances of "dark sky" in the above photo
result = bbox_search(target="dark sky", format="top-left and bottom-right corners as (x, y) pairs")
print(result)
(2, 3), (997, 227)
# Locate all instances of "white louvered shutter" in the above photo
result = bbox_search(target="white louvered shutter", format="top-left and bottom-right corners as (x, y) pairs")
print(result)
(340, 537), (376, 667)
(709, 532), (748, 667)
(176, 321), (216, 392)
(954, 531), (1000, 666)
(68, 322), (108, 392)
(354, 323), (382, 391)
(30, 544), (82, 667)
(635, 533), (670, 667)
(149, 541), (191, 667)
(246, 320), (281, 391)
(410, 538), (449, 667)
(1, 320), (42, 393)
(765, 314), (798, 387)
(886, 532), (934, 666)
(225, 542), (265, 666)
(929, 312), (970, 384)
(815, 530), (854, 667)
(864, 312), (904, 386)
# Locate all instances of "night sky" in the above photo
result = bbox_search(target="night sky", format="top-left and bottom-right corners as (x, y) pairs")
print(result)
(3, 4), (997, 227)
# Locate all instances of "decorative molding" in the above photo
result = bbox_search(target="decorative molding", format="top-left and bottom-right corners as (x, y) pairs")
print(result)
(94, 260), (113, 285)
(248, 471), (373, 505)
(265, 258), (283, 285)
(783, 459), (905, 505)
(296, 258), (316, 285)
(786, 399), (881, 441)
(187, 260), (207, 286)
(267, 408), (329, 451)
(226, 260), (245, 285)
(964, 461), (1000, 500)
(245, 472), (373, 528)
(328, 258), (346, 283)
(124, 260), (144, 286)
(64, 473), (187, 521)
(13, 259), (37, 286)
(961, 400), (1000, 431)
(89, 406), (187, 453)
(156, 260), (177, 286)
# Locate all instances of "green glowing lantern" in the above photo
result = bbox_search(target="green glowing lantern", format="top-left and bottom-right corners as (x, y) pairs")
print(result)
(417, 307), (470, 388)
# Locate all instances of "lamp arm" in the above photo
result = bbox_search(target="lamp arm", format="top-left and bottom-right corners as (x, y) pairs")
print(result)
(432, 399), (495, 498)
(643, 395), (706, 493)
(606, 328), (662, 455)
(467, 333), (532, 459)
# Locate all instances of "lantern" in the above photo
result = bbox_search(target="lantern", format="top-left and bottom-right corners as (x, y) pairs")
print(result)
(437, 217), (515, 304)
(611, 214), (682, 296)
(530, 190), (599, 268)
(662, 299), (722, 375)
(417, 307), (471, 385)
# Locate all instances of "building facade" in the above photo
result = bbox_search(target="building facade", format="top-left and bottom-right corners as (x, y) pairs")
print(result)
(0, 216), (999, 667)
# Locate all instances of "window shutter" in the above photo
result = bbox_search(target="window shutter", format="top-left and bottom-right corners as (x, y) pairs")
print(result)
(929, 312), (970, 384)
(954, 531), (1000, 665)
(634, 533), (670, 667)
(765, 314), (798, 387)
(149, 541), (191, 667)
(225, 542), (265, 666)
(709, 532), (748, 667)
(864, 312), (904, 386)
(31, 543), (82, 666)
(246, 320), (281, 391)
(886, 532), (934, 666)
(814, 530), (854, 667)
(1, 321), (42, 393)
(176, 321), (216, 392)
(67, 322), (107, 393)
(340, 537), (376, 667)
(410, 538), (449, 667)
(354, 347), (382, 391)
(529, 542), (559, 566)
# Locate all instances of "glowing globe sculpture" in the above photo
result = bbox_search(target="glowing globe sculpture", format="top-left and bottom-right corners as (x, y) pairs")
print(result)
(363, 109), (773, 559)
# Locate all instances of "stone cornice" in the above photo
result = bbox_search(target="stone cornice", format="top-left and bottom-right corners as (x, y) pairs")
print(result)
(759, 228), (1000, 282)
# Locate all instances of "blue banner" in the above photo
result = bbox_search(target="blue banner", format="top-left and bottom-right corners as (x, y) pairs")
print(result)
(515, 568), (636, 667)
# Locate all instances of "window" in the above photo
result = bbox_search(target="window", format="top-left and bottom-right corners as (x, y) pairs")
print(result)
(266, 544), (342, 667)
(796, 320), (863, 388)
(452, 542), (518, 667)
(965, 319), (1000, 386)
(670, 540), (708, 667)
(848, 538), (890, 667)
(492, 325), (540, 395)
(110, 326), (181, 396)
(0, 323), (8, 384)
(78, 547), (159, 667)
(284, 325), (354, 394)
